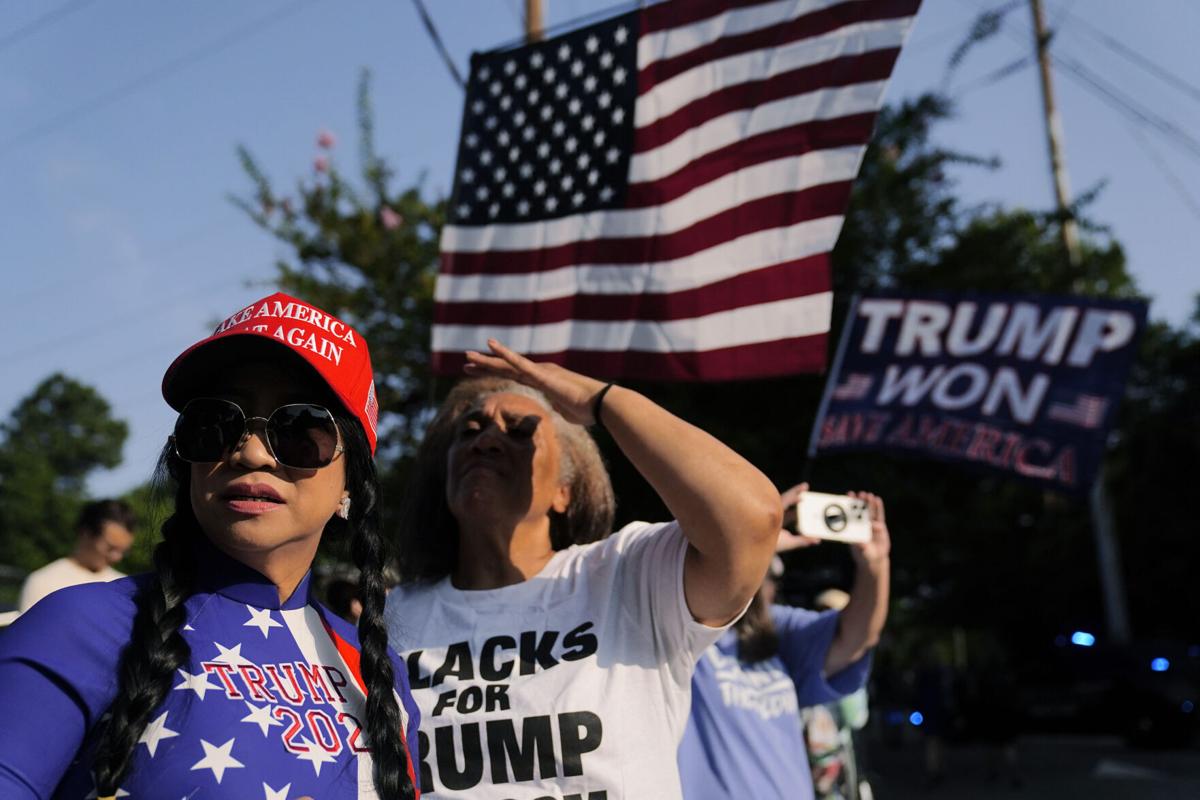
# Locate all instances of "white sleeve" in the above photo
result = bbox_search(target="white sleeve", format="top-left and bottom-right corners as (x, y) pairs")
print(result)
(17, 572), (49, 614)
(608, 521), (736, 685)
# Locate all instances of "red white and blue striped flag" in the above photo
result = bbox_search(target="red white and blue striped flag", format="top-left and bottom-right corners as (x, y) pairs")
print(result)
(433, 0), (922, 380)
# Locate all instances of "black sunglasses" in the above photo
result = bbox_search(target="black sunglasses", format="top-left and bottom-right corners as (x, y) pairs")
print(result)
(173, 397), (343, 470)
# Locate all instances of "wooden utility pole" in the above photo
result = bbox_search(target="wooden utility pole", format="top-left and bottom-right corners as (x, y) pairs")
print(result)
(1030, 0), (1080, 266)
(1029, 0), (1132, 645)
(526, 0), (544, 42)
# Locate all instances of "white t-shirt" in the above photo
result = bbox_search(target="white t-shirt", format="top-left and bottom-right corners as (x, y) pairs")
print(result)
(384, 520), (729, 800)
(17, 557), (123, 612)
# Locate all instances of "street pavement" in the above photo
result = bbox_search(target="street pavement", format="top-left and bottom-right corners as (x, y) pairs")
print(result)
(864, 734), (1200, 799)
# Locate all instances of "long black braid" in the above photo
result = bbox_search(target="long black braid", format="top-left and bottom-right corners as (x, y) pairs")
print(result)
(334, 411), (417, 799)
(92, 446), (197, 796)
(92, 415), (415, 798)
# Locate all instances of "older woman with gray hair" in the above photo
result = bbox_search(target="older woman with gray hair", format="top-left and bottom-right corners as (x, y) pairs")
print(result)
(383, 340), (781, 800)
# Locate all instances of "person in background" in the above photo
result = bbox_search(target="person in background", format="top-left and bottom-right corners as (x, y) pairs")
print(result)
(803, 588), (874, 800)
(325, 575), (364, 624)
(17, 499), (137, 612)
(385, 342), (782, 799)
(678, 483), (891, 800)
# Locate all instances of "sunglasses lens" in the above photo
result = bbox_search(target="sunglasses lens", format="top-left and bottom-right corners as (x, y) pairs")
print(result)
(175, 399), (245, 462)
(268, 405), (340, 469)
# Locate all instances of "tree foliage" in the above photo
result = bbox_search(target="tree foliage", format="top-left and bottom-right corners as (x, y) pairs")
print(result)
(232, 70), (446, 539)
(0, 374), (128, 573)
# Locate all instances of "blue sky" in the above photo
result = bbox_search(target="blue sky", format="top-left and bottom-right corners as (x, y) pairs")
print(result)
(1, 0), (1196, 497)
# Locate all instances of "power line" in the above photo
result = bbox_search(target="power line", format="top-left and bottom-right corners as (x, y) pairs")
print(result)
(0, 0), (96, 51)
(977, 2), (1200, 166)
(1, 0), (320, 152)
(1060, 6), (1200, 106)
(951, 55), (1033, 100)
(954, 0), (1200, 252)
(408, 0), (464, 89)
(1123, 120), (1200, 225)
(1049, 50), (1200, 163)
(0, 277), (242, 365)
(907, 17), (992, 58)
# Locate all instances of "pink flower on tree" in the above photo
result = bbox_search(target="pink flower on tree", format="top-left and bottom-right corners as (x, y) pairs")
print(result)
(313, 155), (329, 173)
(317, 129), (337, 149)
(379, 206), (403, 230)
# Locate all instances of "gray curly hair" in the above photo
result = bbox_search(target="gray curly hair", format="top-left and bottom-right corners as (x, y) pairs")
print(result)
(395, 377), (616, 582)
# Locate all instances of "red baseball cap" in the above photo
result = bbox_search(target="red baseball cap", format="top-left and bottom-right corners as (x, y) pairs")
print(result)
(162, 292), (379, 453)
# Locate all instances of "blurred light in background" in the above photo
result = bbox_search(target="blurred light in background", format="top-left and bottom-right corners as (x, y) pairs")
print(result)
(1150, 657), (1170, 672)
(1071, 631), (1096, 647)
(909, 711), (924, 726)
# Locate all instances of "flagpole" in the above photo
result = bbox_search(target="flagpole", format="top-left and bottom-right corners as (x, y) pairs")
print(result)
(1030, 0), (1080, 266)
(526, 0), (544, 42)
(805, 294), (861, 468)
(1030, 0), (1131, 645)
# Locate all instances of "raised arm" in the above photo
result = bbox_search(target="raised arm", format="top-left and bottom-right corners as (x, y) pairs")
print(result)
(464, 341), (781, 626)
(823, 491), (891, 675)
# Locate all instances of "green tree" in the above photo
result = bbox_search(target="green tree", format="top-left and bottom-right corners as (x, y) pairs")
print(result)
(232, 70), (445, 536)
(118, 478), (171, 575)
(0, 374), (128, 572)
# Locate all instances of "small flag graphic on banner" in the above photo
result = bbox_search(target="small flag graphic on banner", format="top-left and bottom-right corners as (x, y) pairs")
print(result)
(831, 372), (874, 400)
(1046, 393), (1109, 429)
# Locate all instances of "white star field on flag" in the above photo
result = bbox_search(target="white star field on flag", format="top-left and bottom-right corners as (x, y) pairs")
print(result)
(450, 18), (637, 224)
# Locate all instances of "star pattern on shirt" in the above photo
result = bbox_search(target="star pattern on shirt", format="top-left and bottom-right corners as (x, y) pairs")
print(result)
(173, 667), (217, 700)
(241, 700), (283, 736)
(190, 737), (245, 784)
(138, 710), (180, 757)
(212, 641), (254, 667)
(244, 605), (283, 638)
(293, 736), (338, 776)
(263, 782), (292, 800)
(450, 11), (638, 224)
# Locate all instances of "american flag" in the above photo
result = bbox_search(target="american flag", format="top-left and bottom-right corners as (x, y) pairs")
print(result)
(1046, 393), (1109, 429)
(831, 372), (874, 400)
(433, 0), (922, 380)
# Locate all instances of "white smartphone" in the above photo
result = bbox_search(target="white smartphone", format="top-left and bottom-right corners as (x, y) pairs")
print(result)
(782, 491), (872, 543)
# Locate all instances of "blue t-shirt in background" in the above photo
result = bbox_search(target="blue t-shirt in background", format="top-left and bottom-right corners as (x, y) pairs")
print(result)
(678, 605), (871, 800)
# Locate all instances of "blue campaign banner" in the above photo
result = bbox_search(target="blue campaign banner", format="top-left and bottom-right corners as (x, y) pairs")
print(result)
(809, 291), (1148, 491)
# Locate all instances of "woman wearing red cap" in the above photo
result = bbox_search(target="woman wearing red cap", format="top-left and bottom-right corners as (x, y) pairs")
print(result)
(385, 341), (782, 799)
(0, 293), (420, 799)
